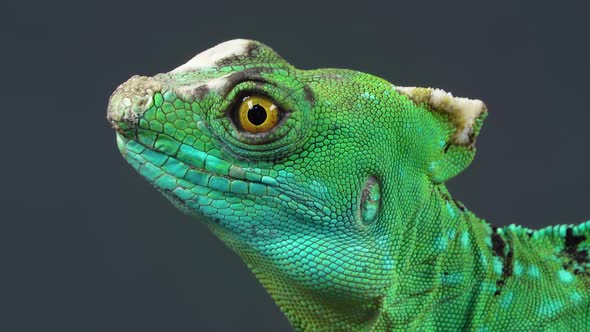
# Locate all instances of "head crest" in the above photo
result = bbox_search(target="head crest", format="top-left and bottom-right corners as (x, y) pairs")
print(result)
(395, 86), (487, 147)
(171, 39), (288, 73)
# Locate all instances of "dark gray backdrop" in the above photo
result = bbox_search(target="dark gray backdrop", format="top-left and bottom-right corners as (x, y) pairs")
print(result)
(3, 0), (589, 331)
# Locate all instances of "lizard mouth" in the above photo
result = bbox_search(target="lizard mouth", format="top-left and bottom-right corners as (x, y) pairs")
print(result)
(116, 132), (280, 221)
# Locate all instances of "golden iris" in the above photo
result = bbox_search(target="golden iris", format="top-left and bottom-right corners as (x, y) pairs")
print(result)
(237, 96), (280, 133)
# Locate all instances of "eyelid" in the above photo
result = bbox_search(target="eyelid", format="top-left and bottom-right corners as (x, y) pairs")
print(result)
(215, 68), (274, 98)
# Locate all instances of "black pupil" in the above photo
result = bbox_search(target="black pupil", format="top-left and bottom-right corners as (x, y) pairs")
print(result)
(247, 104), (267, 126)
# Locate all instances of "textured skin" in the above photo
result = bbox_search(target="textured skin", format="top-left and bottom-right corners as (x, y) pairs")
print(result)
(107, 40), (590, 331)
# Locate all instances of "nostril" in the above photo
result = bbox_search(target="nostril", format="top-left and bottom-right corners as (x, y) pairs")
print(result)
(106, 75), (163, 130)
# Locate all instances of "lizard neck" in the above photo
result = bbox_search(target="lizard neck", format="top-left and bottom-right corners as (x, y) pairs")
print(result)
(376, 183), (500, 330)
(211, 181), (570, 331)
(376, 183), (590, 331)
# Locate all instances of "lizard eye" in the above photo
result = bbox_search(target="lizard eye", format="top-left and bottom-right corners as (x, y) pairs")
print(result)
(235, 95), (281, 133)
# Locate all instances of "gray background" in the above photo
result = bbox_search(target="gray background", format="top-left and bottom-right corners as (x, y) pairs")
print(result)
(3, 0), (589, 331)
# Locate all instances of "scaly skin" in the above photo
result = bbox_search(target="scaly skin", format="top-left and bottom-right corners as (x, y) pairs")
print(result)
(107, 39), (590, 331)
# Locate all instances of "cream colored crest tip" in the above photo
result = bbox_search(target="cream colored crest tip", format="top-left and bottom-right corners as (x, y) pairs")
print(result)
(395, 86), (487, 145)
(171, 39), (253, 73)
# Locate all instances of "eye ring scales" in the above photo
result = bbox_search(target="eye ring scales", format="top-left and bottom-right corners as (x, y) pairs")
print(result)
(237, 96), (280, 133)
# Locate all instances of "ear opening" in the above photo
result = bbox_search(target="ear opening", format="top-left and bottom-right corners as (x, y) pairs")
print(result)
(395, 86), (488, 183)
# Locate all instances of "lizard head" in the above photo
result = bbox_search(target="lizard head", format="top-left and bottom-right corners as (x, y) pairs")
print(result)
(107, 39), (487, 327)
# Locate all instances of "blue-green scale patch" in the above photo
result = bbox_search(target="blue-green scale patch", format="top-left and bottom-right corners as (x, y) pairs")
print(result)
(139, 162), (164, 182)
(514, 261), (523, 276)
(209, 176), (231, 192)
(230, 180), (249, 194)
(460, 231), (470, 249)
(500, 291), (514, 308)
(527, 265), (541, 278)
(177, 144), (207, 168)
(205, 155), (231, 176)
(435, 236), (448, 251)
(185, 169), (210, 187)
(154, 173), (178, 191)
(162, 158), (189, 178)
(492, 257), (503, 275)
(536, 299), (564, 317)
(446, 201), (457, 218)
(441, 272), (463, 286)
(570, 291), (583, 303)
(557, 269), (574, 284)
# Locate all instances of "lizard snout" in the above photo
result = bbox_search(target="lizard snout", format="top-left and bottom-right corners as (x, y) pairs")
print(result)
(107, 75), (163, 132)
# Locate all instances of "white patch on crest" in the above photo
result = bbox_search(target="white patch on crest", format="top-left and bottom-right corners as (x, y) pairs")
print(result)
(174, 73), (233, 100)
(395, 86), (487, 145)
(171, 39), (252, 73)
(206, 74), (232, 91)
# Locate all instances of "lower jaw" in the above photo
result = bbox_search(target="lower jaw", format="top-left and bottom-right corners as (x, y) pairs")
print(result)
(116, 134), (221, 220)
(115, 133), (277, 229)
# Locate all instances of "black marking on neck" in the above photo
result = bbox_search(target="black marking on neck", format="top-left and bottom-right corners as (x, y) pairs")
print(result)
(491, 228), (514, 296)
(565, 227), (585, 251)
(452, 199), (466, 212)
(436, 187), (465, 214)
(561, 228), (589, 275)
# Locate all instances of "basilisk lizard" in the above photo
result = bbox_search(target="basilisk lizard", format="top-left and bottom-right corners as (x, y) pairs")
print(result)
(107, 39), (589, 331)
